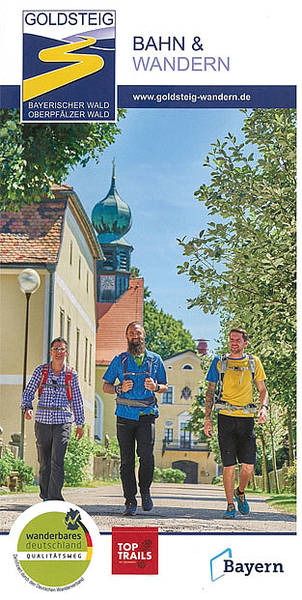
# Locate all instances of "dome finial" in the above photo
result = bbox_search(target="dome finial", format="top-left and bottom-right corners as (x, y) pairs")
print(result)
(112, 157), (116, 179)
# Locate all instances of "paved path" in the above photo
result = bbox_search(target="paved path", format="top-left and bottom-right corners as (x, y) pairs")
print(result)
(0, 483), (296, 533)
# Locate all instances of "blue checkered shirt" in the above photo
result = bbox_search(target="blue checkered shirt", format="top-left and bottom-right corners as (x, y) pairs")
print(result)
(21, 364), (84, 425)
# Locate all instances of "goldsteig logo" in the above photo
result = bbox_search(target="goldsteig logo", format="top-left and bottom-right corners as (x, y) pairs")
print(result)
(22, 10), (116, 122)
(9, 501), (98, 591)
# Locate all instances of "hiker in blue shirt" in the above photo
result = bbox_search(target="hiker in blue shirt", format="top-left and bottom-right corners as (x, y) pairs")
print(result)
(103, 321), (168, 516)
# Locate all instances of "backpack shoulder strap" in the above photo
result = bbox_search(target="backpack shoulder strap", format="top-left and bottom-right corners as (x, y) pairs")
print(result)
(65, 367), (73, 403)
(38, 364), (50, 397)
(120, 352), (129, 375)
(146, 354), (153, 376)
(216, 354), (228, 397)
(247, 353), (255, 385)
(219, 354), (228, 381)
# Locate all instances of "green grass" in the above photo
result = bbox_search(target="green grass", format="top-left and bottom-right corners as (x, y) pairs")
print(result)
(266, 494), (296, 515)
(247, 488), (296, 514)
(0, 479), (120, 495)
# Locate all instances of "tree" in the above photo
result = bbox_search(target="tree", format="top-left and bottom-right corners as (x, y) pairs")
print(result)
(0, 108), (126, 211)
(178, 109), (295, 341)
(178, 108), (296, 465)
(130, 266), (196, 359)
(144, 298), (196, 360)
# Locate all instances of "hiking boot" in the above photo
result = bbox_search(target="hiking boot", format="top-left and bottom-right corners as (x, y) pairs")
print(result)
(141, 492), (153, 512)
(223, 503), (236, 519)
(234, 488), (250, 515)
(122, 502), (137, 516)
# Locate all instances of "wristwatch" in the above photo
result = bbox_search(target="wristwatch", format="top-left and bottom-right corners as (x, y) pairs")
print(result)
(155, 383), (161, 392)
(261, 404), (268, 410)
(114, 383), (123, 394)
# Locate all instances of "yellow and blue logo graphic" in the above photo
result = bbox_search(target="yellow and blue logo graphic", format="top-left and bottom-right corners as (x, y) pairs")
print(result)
(22, 10), (116, 122)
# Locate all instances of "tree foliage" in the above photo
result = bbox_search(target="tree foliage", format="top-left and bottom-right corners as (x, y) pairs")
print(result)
(0, 108), (126, 211)
(144, 298), (196, 360)
(130, 266), (196, 359)
(178, 109), (296, 468)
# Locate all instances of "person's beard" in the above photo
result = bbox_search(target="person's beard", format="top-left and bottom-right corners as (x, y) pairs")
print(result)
(128, 340), (145, 356)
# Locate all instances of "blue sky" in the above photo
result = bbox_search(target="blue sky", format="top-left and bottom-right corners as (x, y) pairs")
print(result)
(66, 109), (246, 351)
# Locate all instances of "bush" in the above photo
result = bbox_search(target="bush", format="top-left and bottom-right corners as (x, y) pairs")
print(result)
(13, 458), (34, 489)
(0, 450), (15, 485)
(212, 475), (223, 485)
(153, 467), (186, 483)
(92, 436), (120, 458)
(64, 432), (94, 486)
(283, 460), (296, 493)
(0, 449), (34, 490)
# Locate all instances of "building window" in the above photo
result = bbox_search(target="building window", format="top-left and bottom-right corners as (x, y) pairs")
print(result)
(86, 271), (89, 293)
(180, 422), (192, 448)
(75, 328), (80, 372)
(181, 386), (192, 400)
(103, 248), (115, 270)
(78, 256), (81, 280)
(164, 428), (173, 442)
(161, 385), (173, 404)
(59, 308), (65, 337)
(88, 343), (92, 385)
(84, 337), (88, 381)
(66, 317), (71, 365)
(69, 240), (73, 266)
(182, 363), (193, 370)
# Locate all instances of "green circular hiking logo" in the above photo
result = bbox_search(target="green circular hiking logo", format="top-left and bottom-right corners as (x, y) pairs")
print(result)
(11, 504), (94, 590)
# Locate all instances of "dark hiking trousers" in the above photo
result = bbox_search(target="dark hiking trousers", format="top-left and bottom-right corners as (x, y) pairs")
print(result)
(116, 415), (155, 504)
(35, 422), (71, 500)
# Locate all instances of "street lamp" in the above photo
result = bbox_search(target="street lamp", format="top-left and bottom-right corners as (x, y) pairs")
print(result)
(18, 269), (40, 459)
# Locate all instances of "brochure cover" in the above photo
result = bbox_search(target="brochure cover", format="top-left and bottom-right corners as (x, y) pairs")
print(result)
(0, 0), (299, 598)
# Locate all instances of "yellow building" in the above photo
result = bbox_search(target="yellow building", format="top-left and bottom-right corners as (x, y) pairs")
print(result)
(0, 185), (102, 472)
(154, 350), (218, 484)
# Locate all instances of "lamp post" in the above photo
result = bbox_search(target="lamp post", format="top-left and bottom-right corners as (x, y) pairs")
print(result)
(18, 269), (40, 459)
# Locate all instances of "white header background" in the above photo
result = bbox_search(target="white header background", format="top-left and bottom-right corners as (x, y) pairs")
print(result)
(0, 0), (300, 85)
(0, 0), (300, 598)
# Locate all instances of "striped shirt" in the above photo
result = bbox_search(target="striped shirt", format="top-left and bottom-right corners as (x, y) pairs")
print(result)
(21, 364), (84, 426)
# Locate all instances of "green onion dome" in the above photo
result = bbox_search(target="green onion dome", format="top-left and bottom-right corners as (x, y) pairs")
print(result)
(91, 160), (132, 243)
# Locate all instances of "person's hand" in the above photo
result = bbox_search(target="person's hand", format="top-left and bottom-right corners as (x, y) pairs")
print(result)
(75, 426), (84, 440)
(144, 377), (156, 392)
(204, 418), (213, 437)
(258, 406), (268, 424)
(24, 409), (33, 420)
(122, 379), (134, 393)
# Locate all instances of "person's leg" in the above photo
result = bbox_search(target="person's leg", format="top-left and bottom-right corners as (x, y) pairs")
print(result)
(238, 462), (254, 492)
(223, 465), (236, 504)
(136, 417), (155, 506)
(47, 423), (71, 500)
(218, 414), (237, 518)
(116, 418), (137, 505)
(234, 418), (256, 514)
(35, 422), (52, 500)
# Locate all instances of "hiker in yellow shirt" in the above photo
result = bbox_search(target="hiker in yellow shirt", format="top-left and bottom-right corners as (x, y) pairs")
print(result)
(204, 328), (268, 519)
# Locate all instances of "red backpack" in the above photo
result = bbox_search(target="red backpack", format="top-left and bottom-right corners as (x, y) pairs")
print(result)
(38, 364), (73, 403)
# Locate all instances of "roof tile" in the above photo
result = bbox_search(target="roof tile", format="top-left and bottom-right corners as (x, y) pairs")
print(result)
(96, 278), (144, 365)
(0, 196), (67, 264)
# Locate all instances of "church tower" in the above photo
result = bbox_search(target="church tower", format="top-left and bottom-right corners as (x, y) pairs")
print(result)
(91, 160), (133, 302)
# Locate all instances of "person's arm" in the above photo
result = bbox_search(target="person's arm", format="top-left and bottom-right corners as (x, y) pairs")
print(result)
(21, 366), (42, 420)
(145, 356), (168, 393)
(204, 381), (216, 437)
(256, 380), (269, 424)
(144, 379), (168, 393)
(71, 371), (84, 439)
(102, 355), (134, 395)
(103, 380), (134, 394)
